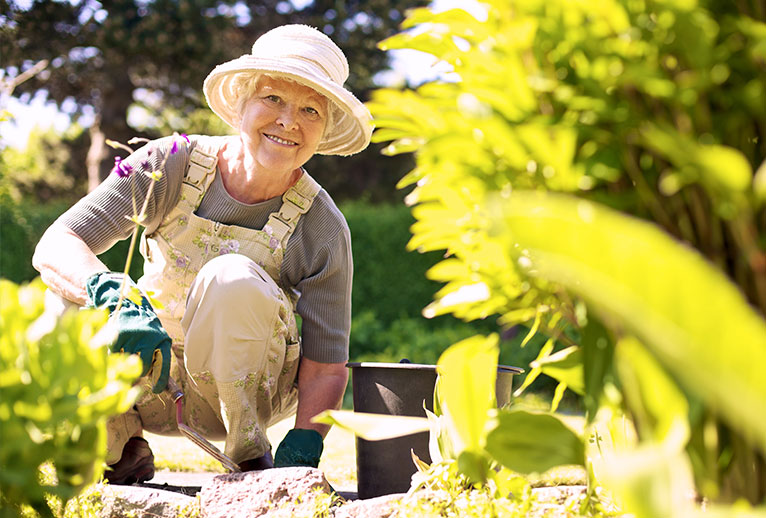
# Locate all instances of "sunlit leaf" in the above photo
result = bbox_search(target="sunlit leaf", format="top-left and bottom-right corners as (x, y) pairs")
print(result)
(594, 436), (696, 518)
(532, 345), (584, 394)
(513, 337), (554, 397)
(616, 336), (690, 444)
(457, 449), (492, 484)
(312, 410), (429, 441)
(436, 334), (499, 453)
(499, 191), (766, 452)
(582, 316), (614, 421)
(550, 382), (567, 412)
(485, 409), (584, 474)
(642, 125), (751, 212)
(519, 311), (541, 348)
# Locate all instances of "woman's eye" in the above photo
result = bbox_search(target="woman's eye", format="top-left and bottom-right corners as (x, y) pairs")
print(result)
(266, 95), (281, 103)
(304, 106), (322, 119)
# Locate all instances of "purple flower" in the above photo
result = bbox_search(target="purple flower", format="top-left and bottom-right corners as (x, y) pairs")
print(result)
(112, 156), (134, 177)
(170, 134), (191, 155)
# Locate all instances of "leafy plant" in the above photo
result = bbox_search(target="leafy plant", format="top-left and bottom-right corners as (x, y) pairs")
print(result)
(361, 0), (766, 515)
(0, 278), (141, 518)
(318, 335), (584, 493)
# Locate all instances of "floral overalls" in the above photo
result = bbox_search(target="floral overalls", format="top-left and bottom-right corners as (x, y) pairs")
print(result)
(114, 136), (321, 463)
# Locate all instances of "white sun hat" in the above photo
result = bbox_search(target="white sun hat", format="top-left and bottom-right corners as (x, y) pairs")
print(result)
(203, 24), (373, 156)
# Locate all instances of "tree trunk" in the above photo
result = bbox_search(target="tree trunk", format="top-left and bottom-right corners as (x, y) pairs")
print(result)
(86, 118), (106, 193)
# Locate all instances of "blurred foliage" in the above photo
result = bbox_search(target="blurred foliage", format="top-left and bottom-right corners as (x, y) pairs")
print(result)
(0, 0), (426, 199)
(369, 0), (766, 512)
(343, 199), (442, 324)
(0, 278), (141, 518)
(0, 191), (71, 284)
(0, 126), (86, 202)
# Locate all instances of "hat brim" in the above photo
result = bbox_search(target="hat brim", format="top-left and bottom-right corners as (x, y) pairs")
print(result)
(204, 56), (373, 156)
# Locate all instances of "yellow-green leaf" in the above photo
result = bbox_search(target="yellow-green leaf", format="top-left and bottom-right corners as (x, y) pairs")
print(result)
(485, 409), (584, 474)
(436, 334), (499, 453)
(312, 410), (429, 441)
(499, 191), (766, 452)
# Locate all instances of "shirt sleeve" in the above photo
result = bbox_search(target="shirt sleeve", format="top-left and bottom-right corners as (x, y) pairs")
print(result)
(57, 136), (186, 254)
(293, 221), (353, 364)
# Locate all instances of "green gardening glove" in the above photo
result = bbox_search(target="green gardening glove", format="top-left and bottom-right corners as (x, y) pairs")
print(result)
(85, 271), (171, 393)
(273, 429), (324, 468)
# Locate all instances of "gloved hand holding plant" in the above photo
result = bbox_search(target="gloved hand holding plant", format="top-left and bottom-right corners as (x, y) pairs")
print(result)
(86, 271), (171, 393)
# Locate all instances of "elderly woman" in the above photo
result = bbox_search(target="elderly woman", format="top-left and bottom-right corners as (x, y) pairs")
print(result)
(33, 24), (372, 483)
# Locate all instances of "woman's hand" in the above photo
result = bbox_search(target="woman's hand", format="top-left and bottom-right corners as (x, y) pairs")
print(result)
(273, 358), (348, 468)
(33, 223), (171, 393)
(86, 271), (172, 393)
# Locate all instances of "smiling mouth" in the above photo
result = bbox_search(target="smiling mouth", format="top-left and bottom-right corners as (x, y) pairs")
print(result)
(264, 133), (298, 146)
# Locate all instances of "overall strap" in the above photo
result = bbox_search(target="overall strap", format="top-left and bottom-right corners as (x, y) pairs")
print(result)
(182, 136), (221, 209)
(264, 171), (322, 247)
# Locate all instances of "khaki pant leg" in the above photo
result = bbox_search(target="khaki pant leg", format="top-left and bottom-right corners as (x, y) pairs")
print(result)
(181, 254), (300, 464)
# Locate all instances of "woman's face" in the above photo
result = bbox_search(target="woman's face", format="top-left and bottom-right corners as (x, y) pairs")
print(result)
(238, 76), (328, 176)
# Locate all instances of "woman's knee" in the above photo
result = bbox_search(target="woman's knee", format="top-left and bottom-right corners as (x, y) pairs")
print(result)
(191, 254), (279, 303)
(183, 254), (282, 337)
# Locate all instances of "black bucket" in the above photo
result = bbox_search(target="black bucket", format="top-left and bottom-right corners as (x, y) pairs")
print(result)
(346, 361), (523, 499)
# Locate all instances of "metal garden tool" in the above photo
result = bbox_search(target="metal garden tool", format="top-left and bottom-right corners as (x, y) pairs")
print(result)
(166, 376), (241, 473)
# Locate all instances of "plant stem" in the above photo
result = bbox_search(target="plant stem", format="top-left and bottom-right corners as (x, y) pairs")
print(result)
(114, 149), (162, 312)
(115, 223), (140, 313)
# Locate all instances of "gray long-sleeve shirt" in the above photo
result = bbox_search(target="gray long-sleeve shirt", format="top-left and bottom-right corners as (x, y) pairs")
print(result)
(58, 135), (352, 363)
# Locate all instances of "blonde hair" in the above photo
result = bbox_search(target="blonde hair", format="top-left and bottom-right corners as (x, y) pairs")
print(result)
(232, 72), (335, 137)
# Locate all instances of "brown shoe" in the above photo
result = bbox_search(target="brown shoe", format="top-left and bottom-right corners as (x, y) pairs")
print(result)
(238, 451), (274, 471)
(105, 437), (155, 485)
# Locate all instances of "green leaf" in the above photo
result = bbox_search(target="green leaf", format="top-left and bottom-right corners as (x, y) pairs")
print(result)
(615, 336), (689, 444)
(424, 405), (452, 463)
(499, 191), (766, 452)
(582, 316), (614, 421)
(513, 337), (555, 397)
(457, 449), (492, 485)
(485, 409), (584, 474)
(533, 345), (584, 394)
(641, 125), (751, 211)
(696, 145), (752, 193)
(519, 312), (541, 348)
(312, 410), (429, 441)
(594, 439), (696, 518)
(436, 334), (499, 453)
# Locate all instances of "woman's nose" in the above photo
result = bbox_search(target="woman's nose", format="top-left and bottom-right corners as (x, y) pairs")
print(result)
(276, 105), (299, 129)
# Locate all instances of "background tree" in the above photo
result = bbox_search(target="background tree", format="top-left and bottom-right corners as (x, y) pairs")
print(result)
(0, 0), (426, 199)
